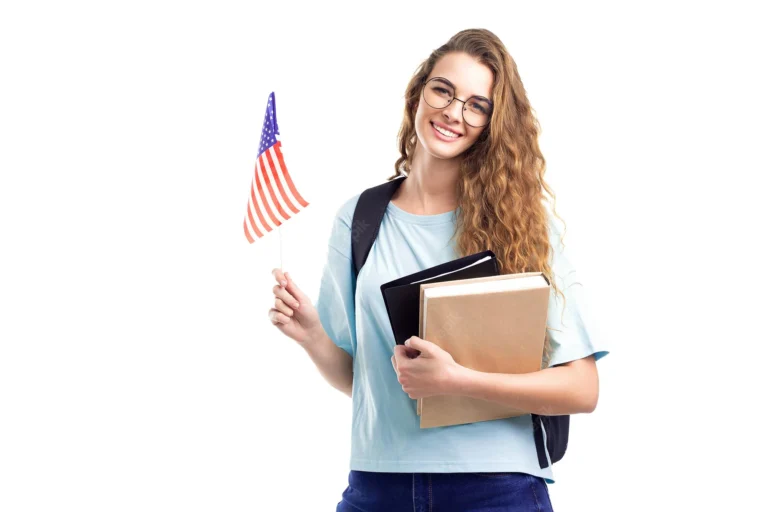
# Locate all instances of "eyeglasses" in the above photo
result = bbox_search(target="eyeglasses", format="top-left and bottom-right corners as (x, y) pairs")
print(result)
(422, 77), (493, 128)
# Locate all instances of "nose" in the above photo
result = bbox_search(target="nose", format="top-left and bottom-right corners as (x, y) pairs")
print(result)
(442, 99), (464, 125)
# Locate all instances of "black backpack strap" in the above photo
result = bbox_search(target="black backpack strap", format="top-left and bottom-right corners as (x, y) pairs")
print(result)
(532, 413), (570, 469)
(532, 361), (571, 468)
(532, 414), (550, 468)
(350, 176), (407, 279)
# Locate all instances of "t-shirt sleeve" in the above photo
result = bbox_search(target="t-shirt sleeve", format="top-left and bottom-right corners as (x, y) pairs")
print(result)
(313, 196), (359, 359)
(545, 216), (610, 368)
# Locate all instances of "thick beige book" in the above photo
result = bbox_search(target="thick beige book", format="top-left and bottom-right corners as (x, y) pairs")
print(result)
(416, 272), (550, 428)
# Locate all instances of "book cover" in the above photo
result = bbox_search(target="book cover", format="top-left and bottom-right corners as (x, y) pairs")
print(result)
(416, 272), (551, 428)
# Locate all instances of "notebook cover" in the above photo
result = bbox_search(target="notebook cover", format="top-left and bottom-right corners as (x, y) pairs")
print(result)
(417, 272), (551, 428)
(380, 250), (499, 348)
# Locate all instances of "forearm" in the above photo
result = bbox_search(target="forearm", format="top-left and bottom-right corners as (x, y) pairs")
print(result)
(302, 328), (353, 398)
(449, 361), (597, 416)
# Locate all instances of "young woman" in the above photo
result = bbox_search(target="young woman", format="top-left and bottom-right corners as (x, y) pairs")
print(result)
(268, 28), (609, 512)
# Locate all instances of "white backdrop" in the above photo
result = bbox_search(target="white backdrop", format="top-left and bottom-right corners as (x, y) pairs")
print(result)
(1, 1), (765, 510)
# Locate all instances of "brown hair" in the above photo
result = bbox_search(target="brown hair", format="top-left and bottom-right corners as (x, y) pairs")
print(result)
(387, 28), (568, 368)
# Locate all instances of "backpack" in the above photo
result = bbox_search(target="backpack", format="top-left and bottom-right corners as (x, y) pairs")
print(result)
(350, 175), (569, 469)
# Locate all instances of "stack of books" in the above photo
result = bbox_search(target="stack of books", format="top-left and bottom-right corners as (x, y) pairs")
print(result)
(381, 251), (550, 429)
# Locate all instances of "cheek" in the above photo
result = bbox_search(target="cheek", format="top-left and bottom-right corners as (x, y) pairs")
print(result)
(463, 127), (485, 146)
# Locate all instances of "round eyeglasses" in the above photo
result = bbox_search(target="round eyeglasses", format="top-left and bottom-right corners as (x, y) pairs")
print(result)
(422, 77), (493, 128)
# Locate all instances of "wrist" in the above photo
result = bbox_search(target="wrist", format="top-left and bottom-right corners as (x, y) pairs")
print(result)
(445, 363), (475, 397)
(302, 324), (327, 348)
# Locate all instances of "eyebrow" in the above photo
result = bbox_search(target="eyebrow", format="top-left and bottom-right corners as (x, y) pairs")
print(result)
(431, 77), (492, 103)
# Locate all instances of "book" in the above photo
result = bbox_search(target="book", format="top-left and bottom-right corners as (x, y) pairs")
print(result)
(380, 250), (499, 347)
(416, 272), (551, 428)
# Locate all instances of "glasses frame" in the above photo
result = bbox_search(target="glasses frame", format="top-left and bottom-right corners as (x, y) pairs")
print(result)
(421, 76), (494, 128)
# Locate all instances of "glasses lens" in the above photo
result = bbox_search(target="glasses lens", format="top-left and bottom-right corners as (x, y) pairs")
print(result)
(423, 79), (454, 109)
(463, 97), (492, 127)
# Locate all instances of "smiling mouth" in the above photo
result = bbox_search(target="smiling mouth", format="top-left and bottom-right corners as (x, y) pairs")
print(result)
(431, 122), (462, 138)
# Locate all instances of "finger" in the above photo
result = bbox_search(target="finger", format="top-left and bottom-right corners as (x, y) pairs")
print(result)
(405, 336), (432, 358)
(405, 336), (428, 353)
(271, 268), (288, 287)
(405, 347), (421, 359)
(274, 298), (294, 317)
(282, 272), (307, 303)
(394, 345), (417, 360)
(268, 308), (291, 325)
(273, 284), (300, 309)
(393, 348), (408, 366)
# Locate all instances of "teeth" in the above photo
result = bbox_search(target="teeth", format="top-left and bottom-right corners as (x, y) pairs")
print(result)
(432, 123), (459, 137)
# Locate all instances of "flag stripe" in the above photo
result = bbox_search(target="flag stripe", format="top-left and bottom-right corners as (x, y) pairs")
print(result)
(265, 146), (301, 215)
(274, 142), (309, 208)
(262, 149), (291, 221)
(264, 146), (301, 223)
(256, 154), (282, 227)
(255, 156), (280, 229)
(271, 144), (309, 216)
(250, 163), (274, 234)
(243, 218), (257, 243)
(245, 186), (266, 239)
(252, 163), (275, 234)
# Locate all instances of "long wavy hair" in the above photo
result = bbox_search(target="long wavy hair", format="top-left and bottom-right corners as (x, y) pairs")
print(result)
(387, 28), (568, 368)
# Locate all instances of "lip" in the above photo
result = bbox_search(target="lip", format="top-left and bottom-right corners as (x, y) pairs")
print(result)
(430, 121), (463, 141)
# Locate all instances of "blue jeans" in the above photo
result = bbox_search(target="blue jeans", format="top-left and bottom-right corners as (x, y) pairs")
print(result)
(336, 470), (554, 512)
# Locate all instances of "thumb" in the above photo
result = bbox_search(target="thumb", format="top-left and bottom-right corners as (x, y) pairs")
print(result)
(404, 336), (432, 354)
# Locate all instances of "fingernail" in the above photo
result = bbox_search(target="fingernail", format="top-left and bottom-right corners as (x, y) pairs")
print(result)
(281, 280), (287, 287)
(294, 302), (300, 308)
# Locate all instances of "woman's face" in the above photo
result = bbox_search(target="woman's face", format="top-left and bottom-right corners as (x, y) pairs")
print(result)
(413, 52), (494, 161)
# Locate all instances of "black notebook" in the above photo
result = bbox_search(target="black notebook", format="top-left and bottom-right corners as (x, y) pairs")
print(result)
(380, 250), (500, 346)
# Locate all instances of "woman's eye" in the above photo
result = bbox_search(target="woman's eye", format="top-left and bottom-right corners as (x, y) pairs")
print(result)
(435, 87), (452, 96)
(470, 102), (488, 114)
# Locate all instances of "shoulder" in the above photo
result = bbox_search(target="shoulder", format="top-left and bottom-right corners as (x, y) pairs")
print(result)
(543, 211), (587, 299)
(332, 177), (398, 234)
(323, 191), (363, 260)
(334, 191), (364, 230)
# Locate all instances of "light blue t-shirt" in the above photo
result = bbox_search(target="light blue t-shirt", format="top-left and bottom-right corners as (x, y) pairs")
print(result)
(314, 191), (609, 484)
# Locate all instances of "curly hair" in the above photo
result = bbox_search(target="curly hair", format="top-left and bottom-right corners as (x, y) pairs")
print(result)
(387, 28), (568, 369)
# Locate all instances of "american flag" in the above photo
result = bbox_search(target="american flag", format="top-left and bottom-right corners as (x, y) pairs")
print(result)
(243, 91), (309, 243)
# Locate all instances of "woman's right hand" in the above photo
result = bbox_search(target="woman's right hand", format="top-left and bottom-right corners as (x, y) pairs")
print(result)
(268, 268), (323, 346)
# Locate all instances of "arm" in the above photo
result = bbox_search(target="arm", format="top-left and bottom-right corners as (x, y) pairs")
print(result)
(448, 355), (599, 415)
(393, 337), (599, 414)
(395, 216), (609, 412)
(269, 266), (354, 398)
(301, 327), (354, 398)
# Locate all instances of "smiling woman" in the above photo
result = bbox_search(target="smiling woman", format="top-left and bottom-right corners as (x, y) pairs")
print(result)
(270, 27), (609, 512)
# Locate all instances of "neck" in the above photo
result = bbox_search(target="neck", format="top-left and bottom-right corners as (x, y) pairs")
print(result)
(395, 143), (460, 215)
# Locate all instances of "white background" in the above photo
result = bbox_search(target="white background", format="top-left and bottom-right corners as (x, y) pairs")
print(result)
(1, 1), (766, 510)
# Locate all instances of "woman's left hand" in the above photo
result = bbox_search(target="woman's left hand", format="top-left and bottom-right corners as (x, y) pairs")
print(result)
(391, 336), (465, 399)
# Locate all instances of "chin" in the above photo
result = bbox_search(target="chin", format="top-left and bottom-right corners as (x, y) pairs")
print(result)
(432, 142), (470, 160)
